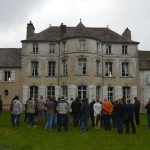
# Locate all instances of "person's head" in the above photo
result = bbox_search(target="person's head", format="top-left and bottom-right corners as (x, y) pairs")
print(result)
(96, 98), (99, 103)
(134, 97), (138, 101)
(70, 97), (74, 101)
(127, 100), (131, 104)
(14, 95), (19, 100)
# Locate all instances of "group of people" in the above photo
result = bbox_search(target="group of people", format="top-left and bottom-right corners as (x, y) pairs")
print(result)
(1, 94), (150, 134)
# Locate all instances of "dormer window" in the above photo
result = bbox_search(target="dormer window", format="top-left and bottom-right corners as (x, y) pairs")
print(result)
(79, 40), (86, 50)
(49, 44), (55, 53)
(33, 44), (38, 53)
(106, 45), (111, 54)
(122, 45), (128, 54)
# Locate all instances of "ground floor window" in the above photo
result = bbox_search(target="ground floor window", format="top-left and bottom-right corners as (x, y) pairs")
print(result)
(122, 86), (130, 101)
(47, 86), (55, 98)
(78, 85), (87, 100)
(96, 86), (101, 99)
(62, 86), (68, 98)
(108, 87), (114, 101)
(30, 86), (38, 99)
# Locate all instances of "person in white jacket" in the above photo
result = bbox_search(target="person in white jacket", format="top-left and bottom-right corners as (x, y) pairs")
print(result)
(93, 99), (102, 129)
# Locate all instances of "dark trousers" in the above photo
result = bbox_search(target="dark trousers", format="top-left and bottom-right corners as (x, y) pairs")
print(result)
(57, 114), (68, 131)
(27, 113), (35, 126)
(81, 115), (89, 131)
(135, 112), (140, 125)
(90, 114), (95, 127)
(73, 113), (80, 127)
(125, 115), (136, 133)
(116, 118), (123, 134)
(12, 114), (20, 127)
(103, 114), (111, 130)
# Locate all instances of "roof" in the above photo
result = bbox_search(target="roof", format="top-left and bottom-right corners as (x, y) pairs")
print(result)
(0, 48), (21, 68)
(139, 51), (150, 70)
(22, 21), (139, 44)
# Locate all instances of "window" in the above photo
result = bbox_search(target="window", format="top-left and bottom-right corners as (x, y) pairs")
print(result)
(49, 44), (55, 53)
(122, 62), (129, 77)
(78, 58), (87, 75)
(4, 71), (11, 81)
(96, 42), (99, 52)
(62, 41), (66, 52)
(62, 86), (68, 98)
(79, 40), (86, 50)
(122, 45), (128, 54)
(96, 60), (100, 75)
(48, 61), (56, 76)
(78, 85), (87, 100)
(96, 86), (101, 99)
(33, 44), (38, 53)
(63, 60), (68, 76)
(31, 61), (38, 76)
(106, 45), (111, 54)
(108, 87), (114, 101)
(30, 86), (38, 99)
(123, 86), (130, 101)
(47, 86), (55, 97)
(105, 62), (112, 77)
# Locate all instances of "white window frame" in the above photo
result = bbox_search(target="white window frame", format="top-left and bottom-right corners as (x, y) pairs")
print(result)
(122, 62), (129, 77)
(63, 60), (68, 76)
(48, 61), (56, 76)
(47, 86), (55, 98)
(49, 44), (55, 53)
(96, 60), (100, 76)
(62, 86), (68, 98)
(106, 45), (111, 54)
(4, 71), (11, 81)
(30, 86), (38, 99)
(96, 86), (101, 99)
(79, 40), (86, 50)
(31, 61), (39, 76)
(78, 85), (87, 100)
(78, 58), (87, 75)
(105, 62), (112, 77)
(122, 45), (128, 54)
(122, 86), (130, 101)
(108, 87), (114, 101)
(33, 44), (38, 53)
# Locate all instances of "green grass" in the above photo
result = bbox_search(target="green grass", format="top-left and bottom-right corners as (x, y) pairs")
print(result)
(0, 112), (150, 150)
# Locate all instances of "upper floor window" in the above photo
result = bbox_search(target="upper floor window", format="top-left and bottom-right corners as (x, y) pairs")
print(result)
(63, 60), (68, 76)
(79, 40), (86, 50)
(105, 62), (112, 77)
(4, 71), (11, 81)
(47, 86), (55, 97)
(122, 62), (129, 77)
(122, 45), (128, 54)
(48, 61), (56, 76)
(33, 44), (38, 53)
(30, 86), (38, 99)
(78, 58), (87, 75)
(108, 87), (114, 101)
(49, 44), (55, 53)
(31, 61), (38, 76)
(106, 45), (111, 54)
(96, 42), (99, 52)
(96, 60), (100, 76)
(122, 86), (130, 101)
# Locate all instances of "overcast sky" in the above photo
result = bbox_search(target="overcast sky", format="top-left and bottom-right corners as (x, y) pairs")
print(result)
(0, 0), (150, 50)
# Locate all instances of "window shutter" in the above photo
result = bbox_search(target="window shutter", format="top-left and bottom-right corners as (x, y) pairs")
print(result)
(11, 71), (15, 81)
(0, 71), (3, 81)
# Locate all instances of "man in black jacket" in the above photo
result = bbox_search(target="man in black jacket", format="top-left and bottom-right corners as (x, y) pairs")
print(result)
(134, 97), (141, 125)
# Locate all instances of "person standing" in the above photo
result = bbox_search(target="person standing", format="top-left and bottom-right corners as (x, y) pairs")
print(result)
(26, 98), (36, 127)
(80, 98), (91, 132)
(11, 95), (22, 127)
(90, 99), (95, 127)
(45, 97), (56, 130)
(37, 96), (46, 126)
(134, 97), (141, 125)
(145, 99), (150, 129)
(93, 99), (102, 130)
(57, 96), (70, 131)
(125, 100), (136, 134)
(0, 95), (3, 122)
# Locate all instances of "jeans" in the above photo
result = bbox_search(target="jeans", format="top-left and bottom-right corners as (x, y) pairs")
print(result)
(12, 114), (20, 127)
(57, 114), (68, 131)
(103, 114), (111, 130)
(147, 113), (150, 129)
(116, 118), (123, 134)
(81, 115), (89, 132)
(45, 115), (55, 129)
(125, 115), (136, 133)
(27, 113), (35, 126)
(73, 113), (80, 127)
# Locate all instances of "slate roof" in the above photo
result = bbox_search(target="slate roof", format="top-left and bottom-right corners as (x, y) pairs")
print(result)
(139, 51), (150, 70)
(0, 48), (21, 68)
(22, 21), (139, 44)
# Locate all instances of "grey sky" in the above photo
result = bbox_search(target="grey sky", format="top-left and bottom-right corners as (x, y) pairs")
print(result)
(0, 0), (150, 50)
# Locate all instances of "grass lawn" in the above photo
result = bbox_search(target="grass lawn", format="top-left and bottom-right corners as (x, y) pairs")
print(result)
(0, 112), (150, 150)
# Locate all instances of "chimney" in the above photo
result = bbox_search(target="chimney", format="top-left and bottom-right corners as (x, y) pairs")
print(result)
(122, 27), (131, 40)
(26, 21), (35, 39)
(60, 23), (66, 33)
